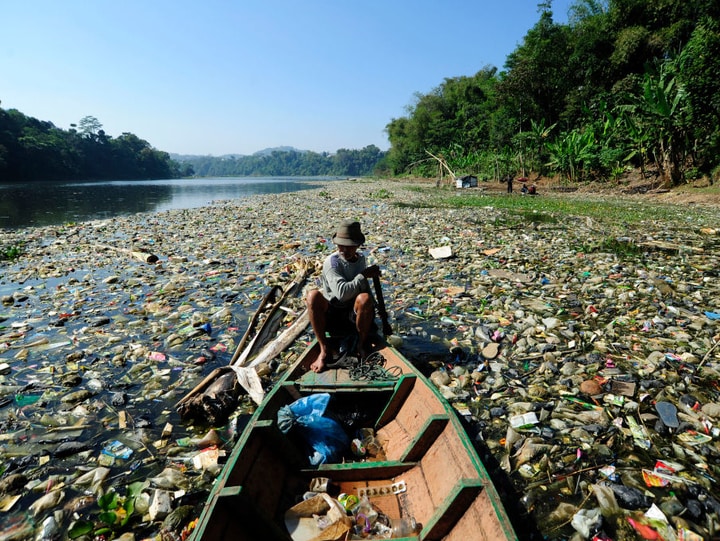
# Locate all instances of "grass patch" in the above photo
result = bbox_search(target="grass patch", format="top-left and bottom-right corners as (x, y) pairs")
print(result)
(371, 188), (393, 199)
(597, 237), (644, 257)
(435, 192), (718, 227)
(518, 210), (558, 224)
(378, 179), (719, 227)
(393, 201), (441, 209)
(573, 236), (644, 258)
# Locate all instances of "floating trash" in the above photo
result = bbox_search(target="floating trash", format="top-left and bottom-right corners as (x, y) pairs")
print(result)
(1, 179), (719, 540)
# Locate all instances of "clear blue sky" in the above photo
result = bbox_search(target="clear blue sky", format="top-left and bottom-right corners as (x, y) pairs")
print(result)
(1, 1), (574, 156)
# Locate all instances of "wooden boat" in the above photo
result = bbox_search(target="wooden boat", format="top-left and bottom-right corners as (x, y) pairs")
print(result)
(191, 339), (517, 540)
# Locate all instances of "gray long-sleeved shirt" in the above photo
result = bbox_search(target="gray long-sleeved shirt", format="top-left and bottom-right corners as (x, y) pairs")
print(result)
(319, 252), (371, 307)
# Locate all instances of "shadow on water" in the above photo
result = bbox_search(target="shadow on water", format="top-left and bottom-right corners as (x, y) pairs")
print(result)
(463, 421), (545, 541)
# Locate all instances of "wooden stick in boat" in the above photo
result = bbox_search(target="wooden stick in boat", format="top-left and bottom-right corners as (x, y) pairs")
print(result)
(372, 276), (393, 337)
(230, 285), (282, 363)
(229, 261), (310, 365)
(225, 309), (309, 405)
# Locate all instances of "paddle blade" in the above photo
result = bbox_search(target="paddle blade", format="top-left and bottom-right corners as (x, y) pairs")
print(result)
(382, 320), (393, 337)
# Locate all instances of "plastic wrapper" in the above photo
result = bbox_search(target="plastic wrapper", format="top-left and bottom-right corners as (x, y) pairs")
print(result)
(277, 393), (349, 465)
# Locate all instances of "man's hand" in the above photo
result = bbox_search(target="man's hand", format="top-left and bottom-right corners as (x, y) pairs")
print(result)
(362, 264), (381, 279)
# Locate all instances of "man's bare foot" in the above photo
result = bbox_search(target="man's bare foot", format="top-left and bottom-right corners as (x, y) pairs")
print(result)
(358, 341), (374, 361)
(310, 352), (328, 373)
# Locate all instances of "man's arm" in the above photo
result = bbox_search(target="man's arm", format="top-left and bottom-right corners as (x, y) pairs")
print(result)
(323, 260), (379, 304)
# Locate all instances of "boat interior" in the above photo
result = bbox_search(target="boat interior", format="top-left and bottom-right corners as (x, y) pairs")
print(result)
(194, 343), (515, 541)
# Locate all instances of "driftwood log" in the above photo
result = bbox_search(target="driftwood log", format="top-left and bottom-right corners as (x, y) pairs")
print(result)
(175, 368), (240, 426)
(92, 243), (159, 264)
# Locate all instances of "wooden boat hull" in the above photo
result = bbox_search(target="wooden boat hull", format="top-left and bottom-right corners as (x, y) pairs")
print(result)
(191, 341), (517, 540)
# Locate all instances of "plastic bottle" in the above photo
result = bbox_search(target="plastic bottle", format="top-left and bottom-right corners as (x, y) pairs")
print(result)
(392, 517), (418, 537)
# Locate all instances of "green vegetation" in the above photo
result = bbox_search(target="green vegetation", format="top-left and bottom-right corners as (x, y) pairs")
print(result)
(0, 111), (189, 182)
(178, 146), (385, 178)
(67, 482), (145, 539)
(0, 104), (386, 179)
(385, 0), (720, 188)
(1, 244), (23, 261)
(518, 210), (558, 224)
(370, 188), (393, 199)
(595, 236), (644, 257)
(569, 236), (645, 258)
(398, 185), (718, 227)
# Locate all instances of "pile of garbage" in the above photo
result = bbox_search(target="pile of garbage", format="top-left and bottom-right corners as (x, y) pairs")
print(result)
(394, 209), (720, 538)
(1, 178), (719, 540)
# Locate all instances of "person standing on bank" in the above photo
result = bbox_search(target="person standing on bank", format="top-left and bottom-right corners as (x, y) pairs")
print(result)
(306, 220), (380, 372)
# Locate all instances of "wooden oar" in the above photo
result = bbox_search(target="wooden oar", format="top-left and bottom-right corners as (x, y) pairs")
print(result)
(372, 275), (393, 337)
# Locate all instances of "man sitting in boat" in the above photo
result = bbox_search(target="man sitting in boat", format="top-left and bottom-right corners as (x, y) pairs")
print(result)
(306, 220), (380, 372)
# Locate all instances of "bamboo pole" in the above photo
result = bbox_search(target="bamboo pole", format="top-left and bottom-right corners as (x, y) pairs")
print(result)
(426, 150), (456, 185)
(244, 309), (310, 369)
(232, 285), (282, 361)
(229, 260), (310, 365)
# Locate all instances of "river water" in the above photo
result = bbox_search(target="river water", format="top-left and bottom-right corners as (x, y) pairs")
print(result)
(0, 176), (343, 230)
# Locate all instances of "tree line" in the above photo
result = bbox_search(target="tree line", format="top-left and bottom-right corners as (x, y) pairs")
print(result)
(0, 104), (386, 182)
(177, 145), (385, 178)
(0, 109), (191, 182)
(383, 0), (720, 186)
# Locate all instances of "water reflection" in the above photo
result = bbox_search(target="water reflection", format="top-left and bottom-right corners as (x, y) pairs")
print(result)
(0, 177), (328, 229)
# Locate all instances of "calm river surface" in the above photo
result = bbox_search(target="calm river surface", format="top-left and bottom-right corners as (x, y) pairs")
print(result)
(0, 176), (343, 230)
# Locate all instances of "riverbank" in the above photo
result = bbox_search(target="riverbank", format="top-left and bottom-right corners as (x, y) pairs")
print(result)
(2, 178), (720, 540)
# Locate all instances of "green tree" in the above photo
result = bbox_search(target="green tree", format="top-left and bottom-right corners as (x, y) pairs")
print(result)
(0, 106), (183, 182)
(385, 69), (498, 176)
(499, 7), (573, 132)
(676, 18), (720, 174)
(546, 128), (596, 182)
(78, 115), (103, 140)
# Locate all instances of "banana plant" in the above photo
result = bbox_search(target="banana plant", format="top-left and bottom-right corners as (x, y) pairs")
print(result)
(641, 66), (688, 185)
(545, 129), (595, 182)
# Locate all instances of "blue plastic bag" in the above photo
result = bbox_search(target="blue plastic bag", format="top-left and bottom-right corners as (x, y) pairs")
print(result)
(277, 393), (349, 465)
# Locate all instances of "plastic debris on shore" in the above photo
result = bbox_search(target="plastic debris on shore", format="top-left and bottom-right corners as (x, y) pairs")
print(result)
(1, 179), (719, 540)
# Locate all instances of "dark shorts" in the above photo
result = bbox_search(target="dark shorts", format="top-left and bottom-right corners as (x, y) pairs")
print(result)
(326, 302), (356, 335)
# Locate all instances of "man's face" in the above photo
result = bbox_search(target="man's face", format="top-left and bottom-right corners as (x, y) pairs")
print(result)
(337, 244), (359, 261)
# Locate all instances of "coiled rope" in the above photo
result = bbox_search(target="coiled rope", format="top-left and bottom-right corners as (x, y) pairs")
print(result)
(348, 351), (402, 381)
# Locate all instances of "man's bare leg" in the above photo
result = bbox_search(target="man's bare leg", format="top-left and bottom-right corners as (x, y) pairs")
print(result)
(355, 292), (375, 360)
(307, 290), (330, 372)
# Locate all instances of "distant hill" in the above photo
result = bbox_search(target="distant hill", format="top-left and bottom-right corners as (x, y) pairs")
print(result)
(253, 146), (306, 156)
(172, 145), (386, 177)
(170, 146), (306, 162)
